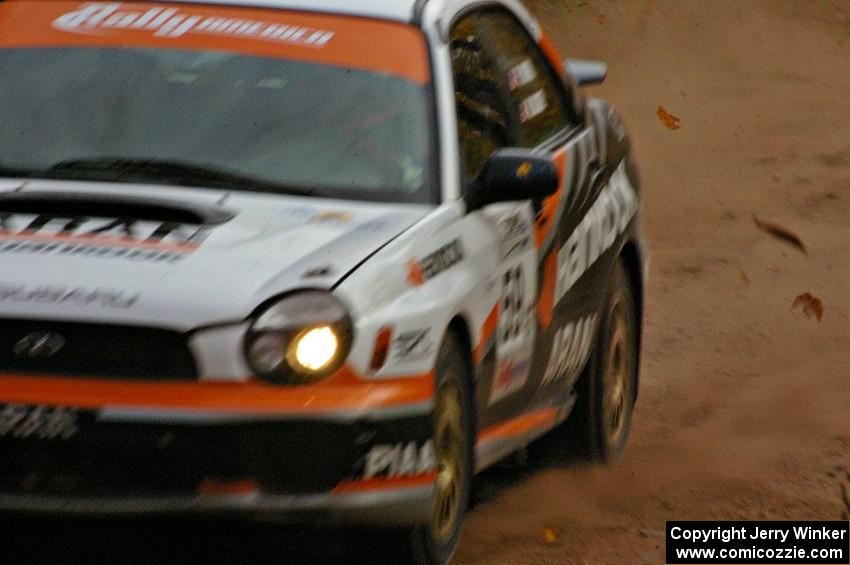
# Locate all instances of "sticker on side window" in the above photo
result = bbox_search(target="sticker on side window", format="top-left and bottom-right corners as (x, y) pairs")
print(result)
(506, 59), (537, 91)
(519, 89), (548, 123)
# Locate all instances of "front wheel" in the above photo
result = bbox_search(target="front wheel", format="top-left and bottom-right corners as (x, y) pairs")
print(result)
(410, 331), (474, 564)
(569, 259), (638, 462)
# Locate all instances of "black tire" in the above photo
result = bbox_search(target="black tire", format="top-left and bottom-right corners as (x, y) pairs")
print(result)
(568, 259), (638, 462)
(410, 330), (475, 565)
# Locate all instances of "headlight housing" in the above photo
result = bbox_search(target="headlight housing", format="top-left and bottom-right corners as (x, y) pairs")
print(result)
(244, 291), (353, 384)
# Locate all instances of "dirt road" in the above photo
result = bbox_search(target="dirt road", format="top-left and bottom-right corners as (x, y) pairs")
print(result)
(457, 1), (850, 563)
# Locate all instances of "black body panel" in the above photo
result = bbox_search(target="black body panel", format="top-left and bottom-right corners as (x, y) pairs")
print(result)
(0, 319), (197, 381)
(0, 407), (431, 497)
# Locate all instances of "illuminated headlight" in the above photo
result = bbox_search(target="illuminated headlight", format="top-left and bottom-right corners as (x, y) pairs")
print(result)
(244, 291), (353, 384)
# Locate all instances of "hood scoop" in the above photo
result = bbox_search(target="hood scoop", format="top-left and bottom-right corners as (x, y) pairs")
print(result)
(0, 191), (234, 226)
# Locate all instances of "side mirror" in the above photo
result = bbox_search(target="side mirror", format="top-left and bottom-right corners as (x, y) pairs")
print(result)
(465, 149), (559, 212)
(564, 59), (607, 86)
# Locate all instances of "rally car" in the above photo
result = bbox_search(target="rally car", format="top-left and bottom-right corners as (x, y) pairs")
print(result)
(0, 0), (647, 562)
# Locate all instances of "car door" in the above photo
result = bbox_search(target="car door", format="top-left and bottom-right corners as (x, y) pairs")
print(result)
(450, 14), (539, 425)
(450, 7), (603, 428)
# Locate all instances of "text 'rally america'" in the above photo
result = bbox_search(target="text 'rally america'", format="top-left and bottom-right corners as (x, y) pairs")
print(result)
(53, 2), (335, 47)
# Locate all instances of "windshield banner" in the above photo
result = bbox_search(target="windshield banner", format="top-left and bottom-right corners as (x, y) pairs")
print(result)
(0, 1), (429, 83)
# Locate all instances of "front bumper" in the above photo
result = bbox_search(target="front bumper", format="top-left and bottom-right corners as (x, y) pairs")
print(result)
(0, 484), (433, 525)
(0, 404), (435, 525)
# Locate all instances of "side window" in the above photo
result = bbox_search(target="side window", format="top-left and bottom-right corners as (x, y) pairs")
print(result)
(477, 10), (574, 148)
(450, 15), (512, 184)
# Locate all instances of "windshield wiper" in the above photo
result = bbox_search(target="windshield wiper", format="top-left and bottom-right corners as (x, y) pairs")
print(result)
(37, 157), (318, 196)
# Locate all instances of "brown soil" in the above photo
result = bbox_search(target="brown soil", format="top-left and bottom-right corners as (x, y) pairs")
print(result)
(457, 1), (850, 563)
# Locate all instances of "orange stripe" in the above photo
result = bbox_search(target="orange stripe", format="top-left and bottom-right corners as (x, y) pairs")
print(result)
(536, 250), (558, 330)
(0, 231), (198, 253)
(477, 407), (559, 445)
(0, 1), (430, 85)
(534, 149), (567, 249)
(473, 303), (500, 364)
(0, 367), (434, 414)
(332, 471), (436, 495)
(539, 34), (565, 77)
(198, 479), (259, 496)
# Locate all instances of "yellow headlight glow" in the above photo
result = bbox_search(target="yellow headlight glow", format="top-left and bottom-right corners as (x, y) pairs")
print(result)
(289, 326), (339, 373)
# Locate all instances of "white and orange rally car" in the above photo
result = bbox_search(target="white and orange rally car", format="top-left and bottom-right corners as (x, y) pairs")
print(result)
(0, 0), (647, 562)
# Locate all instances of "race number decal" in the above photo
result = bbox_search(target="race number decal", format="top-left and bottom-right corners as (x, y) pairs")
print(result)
(501, 265), (525, 343)
(0, 404), (80, 440)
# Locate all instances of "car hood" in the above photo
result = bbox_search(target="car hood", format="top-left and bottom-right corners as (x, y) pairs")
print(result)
(0, 180), (431, 330)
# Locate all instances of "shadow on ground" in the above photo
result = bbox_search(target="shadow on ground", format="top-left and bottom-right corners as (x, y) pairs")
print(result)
(472, 425), (588, 508)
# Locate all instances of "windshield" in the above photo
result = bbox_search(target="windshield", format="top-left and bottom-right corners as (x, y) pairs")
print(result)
(0, 1), (435, 204)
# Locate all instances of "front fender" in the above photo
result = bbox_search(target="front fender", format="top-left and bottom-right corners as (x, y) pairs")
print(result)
(334, 203), (500, 382)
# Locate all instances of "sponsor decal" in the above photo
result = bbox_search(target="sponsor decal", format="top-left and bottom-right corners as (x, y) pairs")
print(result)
(519, 89), (548, 123)
(392, 329), (433, 362)
(0, 239), (184, 263)
(542, 314), (598, 386)
(501, 237), (529, 261)
(53, 2), (336, 47)
(311, 210), (352, 224)
(13, 332), (66, 360)
(301, 265), (333, 278)
(407, 239), (464, 286)
(490, 357), (530, 404)
(506, 59), (537, 91)
(363, 440), (435, 479)
(0, 1), (431, 84)
(406, 261), (424, 286)
(500, 213), (528, 239)
(0, 213), (210, 245)
(0, 213), (210, 263)
(278, 206), (315, 220)
(0, 283), (139, 309)
(497, 210), (531, 260)
(0, 404), (80, 440)
(281, 209), (383, 232)
(500, 265), (527, 343)
(555, 165), (638, 304)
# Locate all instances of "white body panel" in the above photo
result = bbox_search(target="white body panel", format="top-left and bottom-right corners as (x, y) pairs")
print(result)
(0, 180), (430, 330)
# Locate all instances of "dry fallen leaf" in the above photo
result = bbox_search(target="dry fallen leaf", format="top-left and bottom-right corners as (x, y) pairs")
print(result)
(792, 292), (824, 321)
(595, 14), (608, 24)
(753, 215), (807, 255)
(657, 106), (681, 130)
(739, 268), (750, 287)
(542, 525), (559, 545)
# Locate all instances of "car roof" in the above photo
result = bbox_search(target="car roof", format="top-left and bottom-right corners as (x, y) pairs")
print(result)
(160, 0), (420, 23)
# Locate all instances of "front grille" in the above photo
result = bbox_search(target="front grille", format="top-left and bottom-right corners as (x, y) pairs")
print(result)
(0, 319), (198, 381)
(0, 420), (363, 496)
